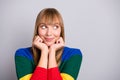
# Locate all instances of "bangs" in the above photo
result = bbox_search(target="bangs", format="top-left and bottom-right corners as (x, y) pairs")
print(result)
(41, 14), (60, 25)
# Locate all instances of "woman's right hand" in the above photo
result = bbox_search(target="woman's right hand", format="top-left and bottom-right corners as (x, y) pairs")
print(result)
(32, 35), (48, 51)
(33, 36), (48, 68)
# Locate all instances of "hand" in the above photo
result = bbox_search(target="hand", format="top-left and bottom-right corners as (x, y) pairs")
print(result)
(32, 35), (48, 51)
(48, 37), (64, 68)
(49, 37), (65, 53)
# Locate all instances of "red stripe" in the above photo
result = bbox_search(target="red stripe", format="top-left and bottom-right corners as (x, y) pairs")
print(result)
(31, 67), (47, 80)
(47, 67), (62, 80)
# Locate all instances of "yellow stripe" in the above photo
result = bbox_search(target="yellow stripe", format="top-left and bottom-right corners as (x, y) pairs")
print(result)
(20, 74), (32, 80)
(19, 73), (74, 80)
(61, 73), (74, 80)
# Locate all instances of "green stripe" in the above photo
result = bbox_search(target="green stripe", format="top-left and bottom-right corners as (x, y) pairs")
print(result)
(59, 55), (82, 79)
(15, 56), (35, 79)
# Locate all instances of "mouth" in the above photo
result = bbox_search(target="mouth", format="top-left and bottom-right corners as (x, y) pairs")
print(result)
(44, 38), (54, 42)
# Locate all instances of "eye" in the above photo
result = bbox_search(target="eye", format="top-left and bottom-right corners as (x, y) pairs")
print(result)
(41, 25), (47, 29)
(53, 25), (59, 30)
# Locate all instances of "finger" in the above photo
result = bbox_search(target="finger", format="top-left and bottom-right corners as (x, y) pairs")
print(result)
(38, 37), (43, 43)
(59, 37), (64, 43)
(34, 36), (42, 43)
(56, 37), (63, 44)
(38, 38), (43, 42)
(34, 35), (39, 41)
(56, 39), (60, 44)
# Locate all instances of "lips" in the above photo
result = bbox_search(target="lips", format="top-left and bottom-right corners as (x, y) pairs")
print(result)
(45, 38), (54, 42)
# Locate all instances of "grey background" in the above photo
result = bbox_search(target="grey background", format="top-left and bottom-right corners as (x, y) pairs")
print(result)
(0, 0), (120, 80)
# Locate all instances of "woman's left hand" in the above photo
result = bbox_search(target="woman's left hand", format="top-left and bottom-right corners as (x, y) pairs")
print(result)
(49, 37), (64, 53)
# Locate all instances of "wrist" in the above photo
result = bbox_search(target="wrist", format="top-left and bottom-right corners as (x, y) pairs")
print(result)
(49, 47), (56, 53)
(41, 50), (49, 56)
(49, 49), (56, 56)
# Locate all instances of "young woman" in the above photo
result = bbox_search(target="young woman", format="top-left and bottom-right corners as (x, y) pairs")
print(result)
(15, 8), (82, 80)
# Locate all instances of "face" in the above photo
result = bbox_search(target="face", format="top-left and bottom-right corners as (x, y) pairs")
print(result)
(38, 20), (61, 46)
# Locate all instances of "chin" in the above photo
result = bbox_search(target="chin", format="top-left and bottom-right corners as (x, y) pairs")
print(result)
(45, 42), (54, 47)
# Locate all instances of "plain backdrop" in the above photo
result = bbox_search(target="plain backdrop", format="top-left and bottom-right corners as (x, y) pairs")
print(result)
(0, 0), (120, 80)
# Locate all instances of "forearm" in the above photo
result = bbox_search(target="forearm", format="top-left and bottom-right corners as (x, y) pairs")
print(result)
(47, 50), (62, 80)
(31, 50), (48, 80)
(48, 50), (57, 69)
(37, 51), (48, 68)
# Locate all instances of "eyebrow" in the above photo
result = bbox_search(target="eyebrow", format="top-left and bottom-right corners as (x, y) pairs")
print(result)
(39, 23), (46, 25)
(39, 23), (59, 25)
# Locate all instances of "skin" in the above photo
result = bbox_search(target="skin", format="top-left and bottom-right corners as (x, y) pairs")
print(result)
(32, 21), (64, 69)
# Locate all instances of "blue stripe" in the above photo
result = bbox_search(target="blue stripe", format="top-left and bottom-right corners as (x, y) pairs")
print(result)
(15, 47), (33, 60)
(15, 46), (82, 61)
(62, 47), (82, 61)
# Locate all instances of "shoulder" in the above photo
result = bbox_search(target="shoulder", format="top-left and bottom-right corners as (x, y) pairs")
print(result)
(15, 47), (33, 60)
(63, 46), (82, 56)
(62, 46), (82, 61)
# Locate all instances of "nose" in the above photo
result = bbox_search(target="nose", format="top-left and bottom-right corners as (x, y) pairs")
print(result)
(46, 27), (52, 36)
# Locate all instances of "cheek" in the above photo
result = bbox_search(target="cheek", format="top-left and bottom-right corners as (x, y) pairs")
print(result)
(54, 30), (61, 37)
(38, 29), (46, 36)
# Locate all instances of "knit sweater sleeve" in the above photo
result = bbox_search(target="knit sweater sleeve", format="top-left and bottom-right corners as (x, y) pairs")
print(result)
(59, 47), (83, 80)
(47, 47), (82, 80)
(15, 48), (47, 80)
(47, 67), (62, 80)
(30, 67), (47, 80)
(15, 47), (82, 80)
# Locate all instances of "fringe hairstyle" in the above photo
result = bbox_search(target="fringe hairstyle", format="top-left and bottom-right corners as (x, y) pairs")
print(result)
(32, 8), (65, 65)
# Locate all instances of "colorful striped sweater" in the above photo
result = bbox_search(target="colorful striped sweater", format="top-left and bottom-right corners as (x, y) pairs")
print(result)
(15, 46), (82, 80)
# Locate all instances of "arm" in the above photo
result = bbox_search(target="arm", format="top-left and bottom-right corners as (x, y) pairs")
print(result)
(15, 49), (34, 80)
(31, 36), (49, 80)
(48, 37), (64, 68)
(47, 49), (62, 80)
(15, 49), (48, 80)
(30, 50), (48, 80)
(48, 48), (82, 80)
(47, 37), (64, 80)
(60, 49), (82, 80)
(15, 36), (49, 80)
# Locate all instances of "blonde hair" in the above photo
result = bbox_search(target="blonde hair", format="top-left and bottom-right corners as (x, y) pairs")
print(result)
(32, 8), (65, 65)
